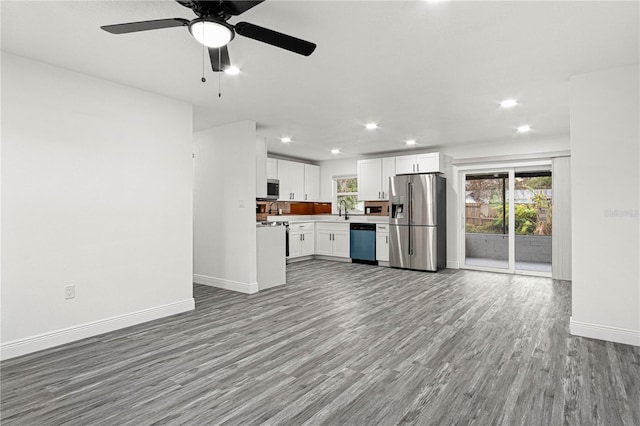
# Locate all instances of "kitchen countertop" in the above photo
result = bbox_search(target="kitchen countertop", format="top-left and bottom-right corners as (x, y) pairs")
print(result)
(265, 215), (389, 225)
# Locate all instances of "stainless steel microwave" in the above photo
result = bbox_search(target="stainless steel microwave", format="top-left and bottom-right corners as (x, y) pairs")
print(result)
(266, 179), (279, 200)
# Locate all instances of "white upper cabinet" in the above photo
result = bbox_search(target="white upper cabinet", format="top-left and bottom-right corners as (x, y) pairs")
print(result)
(289, 162), (305, 201)
(277, 159), (311, 201)
(395, 152), (442, 174)
(381, 157), (396, 199)
(357, 159), (383, 201)
(357, 157), (396, 200)
(416, 153), (441, 173)
(266, 158), (278, 180)
(256, 138), (267, 198)
(277, 160), (291, 201)
(395, 155), (416, 175)
(304, 164), (320, 202)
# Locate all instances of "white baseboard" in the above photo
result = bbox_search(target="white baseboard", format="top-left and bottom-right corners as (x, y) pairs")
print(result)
(570, 318), (640, 347)
(447, 260), (460, 269)
(286, 255), (314, 264)
(1, 298), (195, 361)
(313, 255), (352, 263)
(194, 274), (259, 294)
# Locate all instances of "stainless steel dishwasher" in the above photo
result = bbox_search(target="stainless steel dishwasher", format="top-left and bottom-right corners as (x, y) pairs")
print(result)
(349, 223), (377, 264)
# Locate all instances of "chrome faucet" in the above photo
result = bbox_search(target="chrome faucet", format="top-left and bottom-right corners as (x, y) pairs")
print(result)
(268, 201), (279, 215)
(338, 199), (349, 220)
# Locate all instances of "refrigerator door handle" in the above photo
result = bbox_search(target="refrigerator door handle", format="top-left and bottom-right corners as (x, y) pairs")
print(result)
(408, 181), (413, 255)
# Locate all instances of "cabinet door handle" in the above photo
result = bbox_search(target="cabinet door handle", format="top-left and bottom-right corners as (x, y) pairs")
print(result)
(386, 235), (388, 244)
(305, 194), (308, 200)
(303, 234), (305, 241)
(412, 164), (415, 173)
(417, 164), (420, 172)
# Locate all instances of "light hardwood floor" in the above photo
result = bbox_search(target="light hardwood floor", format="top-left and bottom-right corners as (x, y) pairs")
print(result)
(2, 260), (639, 425)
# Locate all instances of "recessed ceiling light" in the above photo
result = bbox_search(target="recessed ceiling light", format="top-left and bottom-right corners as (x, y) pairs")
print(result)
(280, 137), (292, 143)
(331, 149), (340, 154)
(517, 125), (531, 133)
(500, 99), (518, 108)
(365, 122), (378, 130)
(225, 65), (240, 75)
(406, 139), (417, 145)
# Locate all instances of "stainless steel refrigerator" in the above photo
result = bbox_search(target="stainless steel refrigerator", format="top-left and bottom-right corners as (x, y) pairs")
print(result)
(389, 174), (446, 271)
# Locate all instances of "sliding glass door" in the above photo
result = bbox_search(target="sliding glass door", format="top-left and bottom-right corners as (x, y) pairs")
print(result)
(513, 171), (552, 273)
(464, 172), (510, 270)
(462, 166), (552, 276)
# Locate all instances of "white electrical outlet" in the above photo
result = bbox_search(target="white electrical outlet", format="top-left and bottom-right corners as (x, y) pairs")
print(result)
(65, 285), (75, 300)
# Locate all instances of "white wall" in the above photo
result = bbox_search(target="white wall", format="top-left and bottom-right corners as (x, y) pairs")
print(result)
(446, 135), (569, 268)
(1, 53), (194, 359)
(318, 135), (569, 268)
(193, 121), (258, 294)
(569, 64), (639, 346)
(443, 135), (569, 160)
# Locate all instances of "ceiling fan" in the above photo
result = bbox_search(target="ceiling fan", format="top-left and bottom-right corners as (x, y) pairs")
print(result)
(101, 0), (317, 73)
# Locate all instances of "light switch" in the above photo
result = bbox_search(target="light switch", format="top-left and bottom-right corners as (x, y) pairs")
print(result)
(239, 200), (245, 208)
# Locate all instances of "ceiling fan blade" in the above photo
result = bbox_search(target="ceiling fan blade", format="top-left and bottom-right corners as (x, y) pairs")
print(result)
(209, 46), (231, 72)
(224, 1), (265, 16)
(101, 18), (189, 34)
(235, 22), (316, 56)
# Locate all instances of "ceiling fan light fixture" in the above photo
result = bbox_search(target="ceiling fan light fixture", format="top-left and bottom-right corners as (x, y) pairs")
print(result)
(189, 19), (234, 48)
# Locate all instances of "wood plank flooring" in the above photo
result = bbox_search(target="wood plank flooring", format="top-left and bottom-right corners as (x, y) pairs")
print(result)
(2, 260), (639, 425)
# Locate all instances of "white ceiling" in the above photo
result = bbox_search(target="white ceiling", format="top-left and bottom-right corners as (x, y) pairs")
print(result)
(2, 1), (638, 161)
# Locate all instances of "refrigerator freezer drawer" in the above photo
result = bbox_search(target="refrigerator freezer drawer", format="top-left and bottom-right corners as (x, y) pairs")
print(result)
(411, 225), (438, 272)
(389, 224), (438, 271)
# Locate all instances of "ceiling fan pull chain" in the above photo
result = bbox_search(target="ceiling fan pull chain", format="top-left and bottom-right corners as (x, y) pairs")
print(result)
(218, 48), (222, 98)
(201, 41), (206, 83)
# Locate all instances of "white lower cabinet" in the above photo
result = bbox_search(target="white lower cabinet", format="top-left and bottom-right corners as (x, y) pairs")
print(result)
(376, 223), (389, 262)
(315, 222), (350, 258)
(289, 223), (314, 259)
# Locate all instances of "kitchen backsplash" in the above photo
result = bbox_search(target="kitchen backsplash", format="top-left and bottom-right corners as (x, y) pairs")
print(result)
(256, 201), (331, 221)
(256, 200), (389, 221)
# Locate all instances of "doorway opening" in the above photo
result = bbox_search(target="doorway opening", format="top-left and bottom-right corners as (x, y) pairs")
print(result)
(463, 168), (552, 275)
